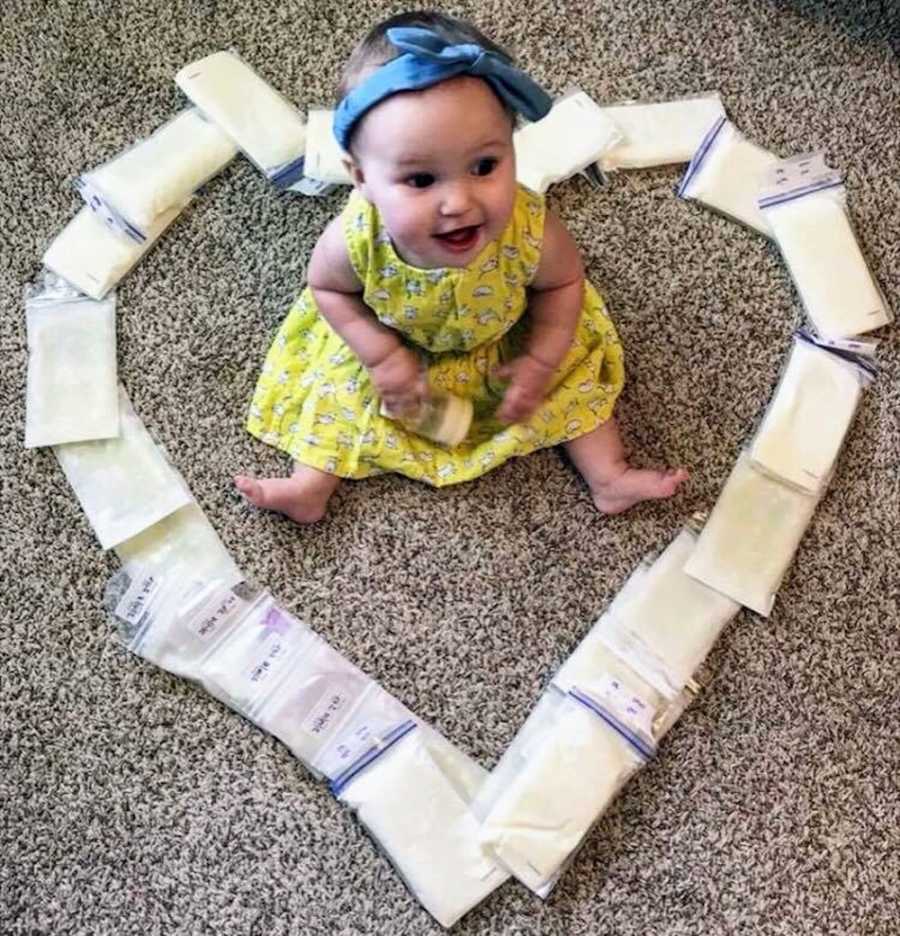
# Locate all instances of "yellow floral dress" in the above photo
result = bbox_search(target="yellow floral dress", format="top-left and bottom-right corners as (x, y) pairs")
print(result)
(246, 184), (624, 487)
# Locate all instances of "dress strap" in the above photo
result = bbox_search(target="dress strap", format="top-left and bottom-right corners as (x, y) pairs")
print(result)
(342, 190), (377, 285)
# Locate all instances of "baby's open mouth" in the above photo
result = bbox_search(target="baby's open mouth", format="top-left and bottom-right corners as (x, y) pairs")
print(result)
(434, 225), (481, 251)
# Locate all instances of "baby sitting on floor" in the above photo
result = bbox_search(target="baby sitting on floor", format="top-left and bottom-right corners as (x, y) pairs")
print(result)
(237, 10), (688, 523)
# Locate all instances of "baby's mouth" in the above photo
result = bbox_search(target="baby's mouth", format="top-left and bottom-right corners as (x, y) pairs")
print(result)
(433, 224), (482, 251)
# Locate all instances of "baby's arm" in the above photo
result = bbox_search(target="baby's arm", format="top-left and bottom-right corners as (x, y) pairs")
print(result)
(497, 210), (584, 424)
(308, 218), (427, 414)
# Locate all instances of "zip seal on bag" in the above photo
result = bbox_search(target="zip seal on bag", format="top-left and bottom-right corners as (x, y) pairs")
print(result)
(76, 177), (147, 244)
(329, 719), (417, 796)
(676, 115), (727, 197)
(795, 329), (878, 379)
(568, 688), (655, 761)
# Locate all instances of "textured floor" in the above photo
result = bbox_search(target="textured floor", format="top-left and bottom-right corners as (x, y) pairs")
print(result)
(2, 1), (899, 933)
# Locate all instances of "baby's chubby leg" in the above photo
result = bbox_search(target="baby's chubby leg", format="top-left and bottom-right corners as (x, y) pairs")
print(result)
(564, 418), (688, 515)
(234, 463), (341, 524)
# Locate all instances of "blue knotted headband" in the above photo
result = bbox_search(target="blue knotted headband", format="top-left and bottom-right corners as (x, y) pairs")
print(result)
(333, 26), (553, 150)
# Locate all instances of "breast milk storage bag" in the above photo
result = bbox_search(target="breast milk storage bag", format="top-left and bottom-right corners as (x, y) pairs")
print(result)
(758, 154), (892, 338)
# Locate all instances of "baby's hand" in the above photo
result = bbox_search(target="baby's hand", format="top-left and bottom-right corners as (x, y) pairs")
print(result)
(369, 345), (429, 418)
(495, 353), (556, 424)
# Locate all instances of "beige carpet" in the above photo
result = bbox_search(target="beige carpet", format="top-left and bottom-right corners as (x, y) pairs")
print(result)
(2, 1), (898, 933)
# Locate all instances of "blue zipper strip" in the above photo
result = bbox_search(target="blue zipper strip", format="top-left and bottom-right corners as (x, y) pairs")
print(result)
(568, 689), (654, 761)
(795, 329), (878, 379)
(329, 719), (417, 797)
(270, 155), (307, 190)
(676, 115), (726, 198)
(75, 177), (147, 244)
(758, 178), (844, 210)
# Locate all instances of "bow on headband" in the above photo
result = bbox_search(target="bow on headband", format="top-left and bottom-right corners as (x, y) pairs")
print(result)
(333, 26), (553, 149)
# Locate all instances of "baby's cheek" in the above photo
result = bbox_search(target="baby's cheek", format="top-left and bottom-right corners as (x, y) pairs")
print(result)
(384, 200), (425, 243)
(493, 180), (517, 233)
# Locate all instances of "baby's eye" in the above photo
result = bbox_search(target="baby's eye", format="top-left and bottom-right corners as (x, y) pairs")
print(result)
(472, 157), (498, 177)
(406, 172), (435, 189)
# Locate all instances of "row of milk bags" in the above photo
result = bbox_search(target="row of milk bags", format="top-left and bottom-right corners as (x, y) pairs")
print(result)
(99, 519), (730, 921)
(468, 100), (885, 895)
(103, 559), (511, 929)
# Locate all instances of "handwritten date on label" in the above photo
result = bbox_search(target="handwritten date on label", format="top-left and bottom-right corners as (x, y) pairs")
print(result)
(301, 688), (351, 738)
(597, 674), (655, 739)
(191, 592), (240, 640)
(244, 634), (289, 687)
(116, 572), (160, 624)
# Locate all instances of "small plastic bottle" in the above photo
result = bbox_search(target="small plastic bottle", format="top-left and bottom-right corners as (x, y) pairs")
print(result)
(380, 391), (473, 447)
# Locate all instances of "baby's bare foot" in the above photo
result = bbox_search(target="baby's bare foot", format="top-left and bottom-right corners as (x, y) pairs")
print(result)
(591, 467), (689, 515)
(234, 467), (339, 525)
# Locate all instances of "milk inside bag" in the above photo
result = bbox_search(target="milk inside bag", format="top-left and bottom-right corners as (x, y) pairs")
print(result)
(514, 89), (622, 193)
(749, 331), (874, 493)
(684, 452), (819, 616)
(758, 153), (892, 338)
(175, 51), (307, 189)
(677, 117), (778, 235)
(24, 275), (119, 448)
(598, 93), (725, 170)
(78, 108), (237, 239)
(54, 386), (192, 549)
(333, 723), (508, 928)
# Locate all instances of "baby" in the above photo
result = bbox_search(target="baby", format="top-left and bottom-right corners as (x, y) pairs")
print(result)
(236, 10), (688, 523)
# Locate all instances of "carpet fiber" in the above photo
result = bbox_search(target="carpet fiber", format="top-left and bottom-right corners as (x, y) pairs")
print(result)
(2, 1), (898, 933)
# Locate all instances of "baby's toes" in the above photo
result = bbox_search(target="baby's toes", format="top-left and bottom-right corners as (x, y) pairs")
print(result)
(234, 474), (265, 507)
(661, 468), (690, 496)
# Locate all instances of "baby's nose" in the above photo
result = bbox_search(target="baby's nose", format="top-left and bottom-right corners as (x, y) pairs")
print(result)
(439, 179), (474, 216)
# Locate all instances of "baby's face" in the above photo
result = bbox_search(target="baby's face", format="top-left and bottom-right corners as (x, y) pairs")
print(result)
(348, 76), (517, 269)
